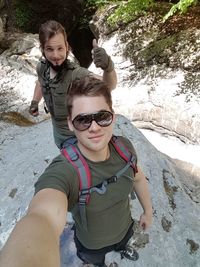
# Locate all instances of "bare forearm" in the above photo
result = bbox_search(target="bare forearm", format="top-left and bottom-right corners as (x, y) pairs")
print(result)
(103, 70), (117, 90)
(32, 80), (43, 102)
(134, 171), (152, 215)
(0, 213), (60, 267)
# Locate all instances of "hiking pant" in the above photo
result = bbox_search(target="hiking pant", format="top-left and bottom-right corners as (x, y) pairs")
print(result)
(74, 221), (134, 267)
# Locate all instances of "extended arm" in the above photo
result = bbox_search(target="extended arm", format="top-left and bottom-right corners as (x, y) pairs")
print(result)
(0, 189), (68, 267)
(32, 80), (43, 102)
(102, 68), (117, 91)
(134, 168), (153, 230)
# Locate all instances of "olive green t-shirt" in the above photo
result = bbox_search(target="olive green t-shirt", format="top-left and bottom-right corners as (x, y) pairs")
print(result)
(34, 136), (137, 249)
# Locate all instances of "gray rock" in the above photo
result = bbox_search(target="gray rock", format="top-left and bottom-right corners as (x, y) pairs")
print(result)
(91, 7), (200, 145)
(0, 10), (200, 266)
(0, 116), (199, 267)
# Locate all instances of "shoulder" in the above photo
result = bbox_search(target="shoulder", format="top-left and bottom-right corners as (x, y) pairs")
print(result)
(36, 58), (46, 76)
(112, 135), (137, 156)
(34, 154), (79, 196)
(72, 66), (92, 80)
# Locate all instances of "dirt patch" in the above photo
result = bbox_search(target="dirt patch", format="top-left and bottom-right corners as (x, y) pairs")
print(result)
(0, 112), (35, 126)
(161, 5), (200, 35)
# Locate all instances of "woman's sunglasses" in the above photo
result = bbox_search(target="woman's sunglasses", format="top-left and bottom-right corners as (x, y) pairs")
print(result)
(72, 110), (113, 131)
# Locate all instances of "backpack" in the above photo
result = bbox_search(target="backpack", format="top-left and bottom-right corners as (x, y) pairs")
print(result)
(61, 135), (138, 231)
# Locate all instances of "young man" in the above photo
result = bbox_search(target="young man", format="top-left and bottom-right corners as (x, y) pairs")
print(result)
(29, 20), (117, 148)
(0, 77), (152, 267)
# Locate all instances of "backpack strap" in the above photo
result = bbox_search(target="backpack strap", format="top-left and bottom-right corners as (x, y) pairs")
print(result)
(110, 135), (138, 176)
(61, 137), (91, 231)
(110, 135), (138, 200)
(61, 135), (138, 231)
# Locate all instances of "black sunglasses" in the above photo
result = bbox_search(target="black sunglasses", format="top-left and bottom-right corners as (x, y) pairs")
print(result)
(72, 110), (113, 131)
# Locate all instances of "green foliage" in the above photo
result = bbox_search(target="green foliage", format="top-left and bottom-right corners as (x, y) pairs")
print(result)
(163, 0), (199, 21)
(108, 0), (154, 25)
(84, 0), (198, 26)
(15, 1), (32, 30)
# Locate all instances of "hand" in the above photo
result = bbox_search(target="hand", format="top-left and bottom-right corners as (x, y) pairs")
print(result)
(139, 212), (152, 231)
(29, 100), (39, 117)
(92, 39), (114, 72)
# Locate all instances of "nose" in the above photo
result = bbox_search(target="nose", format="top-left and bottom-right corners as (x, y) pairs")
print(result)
(88, 120), (101, 131)
(52, 50), (59, 58)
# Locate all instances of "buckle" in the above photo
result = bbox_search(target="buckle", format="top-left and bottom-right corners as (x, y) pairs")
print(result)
(80, 189), (90, 196)
(108, 175), (117, 183)
(71, 152), (79, 161)
(79, 197), (87, 205)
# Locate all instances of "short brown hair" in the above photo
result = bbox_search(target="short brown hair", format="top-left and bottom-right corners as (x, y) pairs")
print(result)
(66, 76), (113, 117)
(39, 20), (67, 50)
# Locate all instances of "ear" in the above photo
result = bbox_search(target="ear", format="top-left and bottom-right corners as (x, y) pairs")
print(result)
(67, 116), (74, 132)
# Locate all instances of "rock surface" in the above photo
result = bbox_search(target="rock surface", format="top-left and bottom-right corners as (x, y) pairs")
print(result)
(92, 4), (200, 145)
(0, 115), (200, 266)
(0, 4), (200, 266)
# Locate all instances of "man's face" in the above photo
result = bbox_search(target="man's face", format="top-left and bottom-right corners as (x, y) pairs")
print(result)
(43, 32), (68, 66)
(68, 95), (115, 160)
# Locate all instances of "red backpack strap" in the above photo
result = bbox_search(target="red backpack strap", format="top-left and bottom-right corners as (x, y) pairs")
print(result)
(110, 135), (138, 176)
(61, 137), (91, 231)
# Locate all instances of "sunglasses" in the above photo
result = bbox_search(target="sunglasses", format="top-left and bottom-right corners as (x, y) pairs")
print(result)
(72, 110), (113, 131)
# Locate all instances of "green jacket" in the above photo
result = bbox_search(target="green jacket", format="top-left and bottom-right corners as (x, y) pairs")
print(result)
(36, 59), (91, 147)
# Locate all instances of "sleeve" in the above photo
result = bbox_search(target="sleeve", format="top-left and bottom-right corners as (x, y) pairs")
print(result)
(36, 61), (42, 77)
(36, 59), (46, 78)
(34, 155), (80, 210)
(72, 66), (92, 81)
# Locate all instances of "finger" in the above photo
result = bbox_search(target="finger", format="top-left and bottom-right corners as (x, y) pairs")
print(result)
(92, 39), (98, 48)
(139, 218), (146, 229)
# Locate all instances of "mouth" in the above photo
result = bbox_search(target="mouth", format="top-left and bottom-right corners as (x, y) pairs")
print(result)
(51, 58), (63, 65)
(89, 134), (104, 141)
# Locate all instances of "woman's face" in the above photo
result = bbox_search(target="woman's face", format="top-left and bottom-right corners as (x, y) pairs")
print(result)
(43, 32), (68, 66)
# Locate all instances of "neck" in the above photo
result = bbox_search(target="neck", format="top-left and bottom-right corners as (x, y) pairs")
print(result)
(78, 145), (110, 162)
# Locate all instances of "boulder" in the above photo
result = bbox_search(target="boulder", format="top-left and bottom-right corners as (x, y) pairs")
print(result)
(0, 115), (199, 266)
(90, 5), (200, 145)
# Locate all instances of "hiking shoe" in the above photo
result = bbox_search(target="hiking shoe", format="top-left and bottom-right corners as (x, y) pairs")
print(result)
(120, 245), (139, 261)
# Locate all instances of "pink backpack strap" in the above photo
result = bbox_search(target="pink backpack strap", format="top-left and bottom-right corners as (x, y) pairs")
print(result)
(110, 135), (138, 176)
(61, 137), (91, 231)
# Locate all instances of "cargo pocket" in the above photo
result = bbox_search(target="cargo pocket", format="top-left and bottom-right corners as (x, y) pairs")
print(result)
(51, 87), (68, 120)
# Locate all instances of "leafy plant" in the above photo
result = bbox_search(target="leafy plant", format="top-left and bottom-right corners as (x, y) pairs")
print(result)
(84, 0), (199, 26)
(163, 0), (199, 21)
(15, 1), (32, 30)
(108, 0), (154, 25)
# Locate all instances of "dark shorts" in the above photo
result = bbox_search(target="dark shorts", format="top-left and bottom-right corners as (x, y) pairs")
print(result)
(74, 220), (134, 266)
